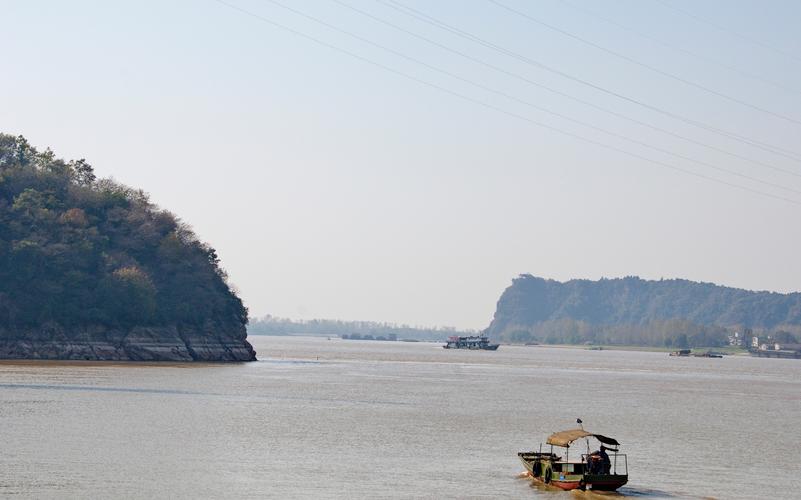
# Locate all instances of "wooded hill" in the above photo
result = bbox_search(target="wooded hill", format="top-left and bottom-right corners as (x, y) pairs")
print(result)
(0, 134), (255, 360)
(486, 275), (801, 347)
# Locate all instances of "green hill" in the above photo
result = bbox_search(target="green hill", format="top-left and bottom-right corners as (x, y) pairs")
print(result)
(0, 134), (255, 361)
(486, 275), (801, 347)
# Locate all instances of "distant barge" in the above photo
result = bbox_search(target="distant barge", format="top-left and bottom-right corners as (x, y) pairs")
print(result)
(751, 349), (801, 359)
(443, 335), (499, 350)
(669, 349), (691, 357)
(670, 349), (723, 358)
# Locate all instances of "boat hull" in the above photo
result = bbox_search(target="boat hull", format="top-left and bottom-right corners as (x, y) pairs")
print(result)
(551, 479), (582, 491)
(442, 344), (499, 350)
(582, 474), (629, 491)
(518, 453), (627, 492)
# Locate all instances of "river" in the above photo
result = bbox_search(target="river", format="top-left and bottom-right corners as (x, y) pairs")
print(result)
(1, 335), (798, 499)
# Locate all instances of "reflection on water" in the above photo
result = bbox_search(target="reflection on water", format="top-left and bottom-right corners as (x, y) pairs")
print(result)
(1, 336), (798, 499)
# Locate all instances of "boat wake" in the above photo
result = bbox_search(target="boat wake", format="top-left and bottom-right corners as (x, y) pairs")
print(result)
(516, 472), (681, 499)
(613, 486), (679, 497)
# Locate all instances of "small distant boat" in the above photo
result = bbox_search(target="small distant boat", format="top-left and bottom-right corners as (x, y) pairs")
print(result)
(692, 351), (723, 358)
(518, 427), (628, 491)
(442, 335), (499, 350)
(669, 349), (691, 357)
(669, 349), (723, 358)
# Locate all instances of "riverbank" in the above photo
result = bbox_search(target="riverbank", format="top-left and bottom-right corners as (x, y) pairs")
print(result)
(510, 343), (749, 355)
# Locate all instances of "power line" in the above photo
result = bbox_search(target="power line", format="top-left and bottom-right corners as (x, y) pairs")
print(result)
(211, 0), (801, 206)
(313, 0), (801, 192)
(381, 0), (801, 163)
(654, 0), (801, 65)
(336, 0), (801, 180)
(386, 0), (801, 162)
(558, 0), (801, 96)
(488, 0), (801, 127)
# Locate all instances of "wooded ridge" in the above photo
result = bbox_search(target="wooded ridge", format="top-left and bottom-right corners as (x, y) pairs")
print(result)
(486, 275), (801, 347)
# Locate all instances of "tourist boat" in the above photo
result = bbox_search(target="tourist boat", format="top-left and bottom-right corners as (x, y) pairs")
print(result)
(518, 428), (628, 491)
(442, 335), (499, 350)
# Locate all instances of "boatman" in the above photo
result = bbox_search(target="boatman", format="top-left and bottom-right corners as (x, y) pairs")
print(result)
(599, 445), (611, 474)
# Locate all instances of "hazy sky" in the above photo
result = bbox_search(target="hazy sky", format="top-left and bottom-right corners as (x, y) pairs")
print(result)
(3, 0), (801, 329)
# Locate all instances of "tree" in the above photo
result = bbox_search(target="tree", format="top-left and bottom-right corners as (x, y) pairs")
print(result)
(69, 159), (96, 186)
(773, 331), (798, 345)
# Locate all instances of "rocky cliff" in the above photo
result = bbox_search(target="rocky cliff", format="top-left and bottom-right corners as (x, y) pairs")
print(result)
(0, 325), (255, 362)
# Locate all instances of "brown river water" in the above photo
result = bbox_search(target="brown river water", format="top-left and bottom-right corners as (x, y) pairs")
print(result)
(1, 335), (799, 499)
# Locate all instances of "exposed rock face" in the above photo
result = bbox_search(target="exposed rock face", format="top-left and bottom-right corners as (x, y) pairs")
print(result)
(0, 325), (256, 361)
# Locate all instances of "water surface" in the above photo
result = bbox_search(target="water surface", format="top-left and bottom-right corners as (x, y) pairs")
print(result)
(1, 336), (798, 499)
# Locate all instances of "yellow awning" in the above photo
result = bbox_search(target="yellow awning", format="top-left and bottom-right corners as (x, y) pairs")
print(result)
(546, 429), (620, 448)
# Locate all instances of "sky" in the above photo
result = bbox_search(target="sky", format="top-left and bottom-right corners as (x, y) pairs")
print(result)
(3, 0), (801, 329)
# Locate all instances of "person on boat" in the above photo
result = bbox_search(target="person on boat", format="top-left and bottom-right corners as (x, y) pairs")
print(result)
(588, 451), (601, 474)
(598, 446), (611, 474)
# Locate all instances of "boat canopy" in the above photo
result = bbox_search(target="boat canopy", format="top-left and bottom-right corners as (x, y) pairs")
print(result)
(546, 429), (620, 448)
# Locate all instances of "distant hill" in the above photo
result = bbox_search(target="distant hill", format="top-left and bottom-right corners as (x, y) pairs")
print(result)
(0, 134), (255, 361)
(485, 275), (801, 347)
(249, 315), (475, 341)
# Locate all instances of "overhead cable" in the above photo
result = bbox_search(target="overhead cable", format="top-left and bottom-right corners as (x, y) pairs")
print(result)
(264, 0), (801, 194)
(559, 0), (801, 96)
(381, 0), (801, 163)
(488, 0), (801, 126)
(336, 0), (801, 179)
(654, 0), (801, 64)
(212, 0), (801, 206)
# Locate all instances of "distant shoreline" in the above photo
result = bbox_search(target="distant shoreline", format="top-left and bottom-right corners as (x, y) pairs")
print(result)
(511, 343), (750, 355)
(250, 332), (751, 355)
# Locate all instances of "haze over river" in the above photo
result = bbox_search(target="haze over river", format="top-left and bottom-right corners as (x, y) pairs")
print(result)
(1, 336), (798, 499)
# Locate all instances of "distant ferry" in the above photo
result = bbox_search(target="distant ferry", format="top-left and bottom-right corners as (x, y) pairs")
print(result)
(443, 335), (499, 350)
